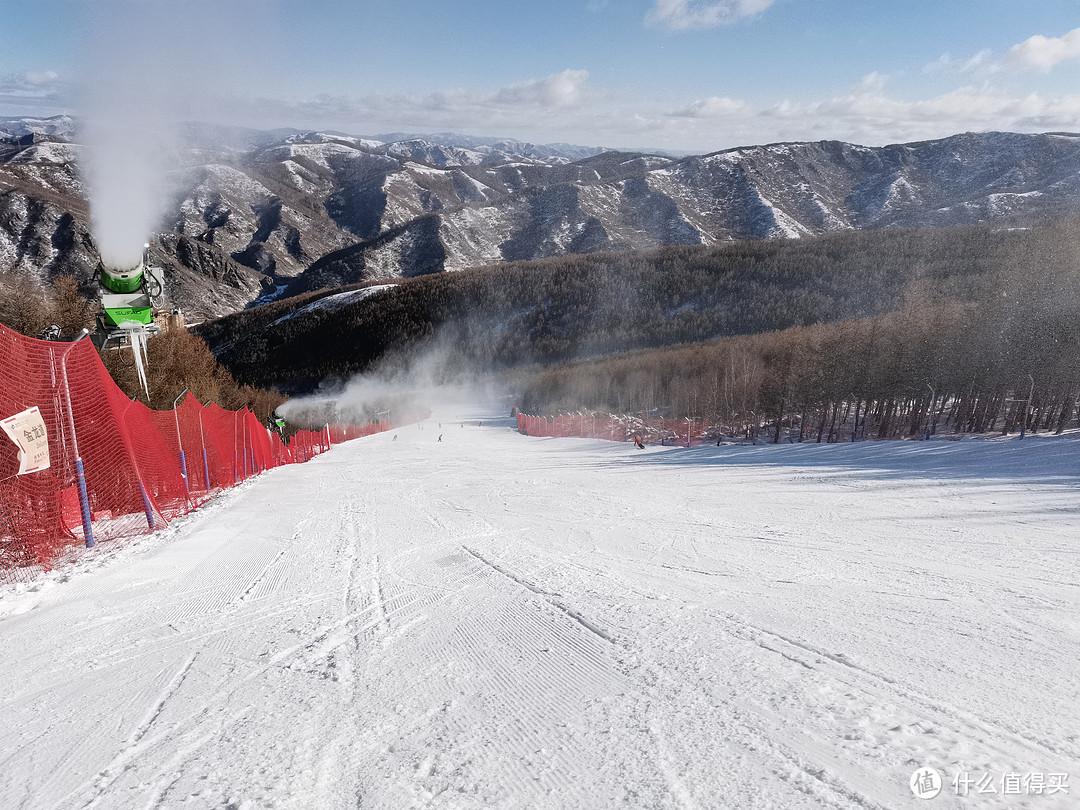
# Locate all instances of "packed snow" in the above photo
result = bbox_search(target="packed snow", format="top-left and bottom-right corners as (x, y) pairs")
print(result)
(8, 142), (79, 165)
(271, 286), (394, 325)
(1, 407), (1078, 809)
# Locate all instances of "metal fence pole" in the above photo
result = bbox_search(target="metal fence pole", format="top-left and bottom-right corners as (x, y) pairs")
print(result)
(172, 389), (190, 496)
(232, 410), (238, 484)
(199, 402), (211, 489)
(57, 333), (94, 548)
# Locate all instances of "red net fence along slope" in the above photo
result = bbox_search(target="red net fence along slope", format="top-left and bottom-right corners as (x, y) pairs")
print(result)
(0, 323), (386, 583)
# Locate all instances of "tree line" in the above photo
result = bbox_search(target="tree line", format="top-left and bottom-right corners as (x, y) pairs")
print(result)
(517, 219), (1080, 440)
(0, 272), (285, 422)
(200, 221), (1017, 392)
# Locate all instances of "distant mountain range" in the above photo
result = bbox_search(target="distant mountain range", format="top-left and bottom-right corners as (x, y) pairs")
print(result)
(3, 115), (1080, 322)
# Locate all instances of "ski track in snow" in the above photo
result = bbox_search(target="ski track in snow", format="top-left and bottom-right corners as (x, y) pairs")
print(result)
(1, 415), (1079, 809)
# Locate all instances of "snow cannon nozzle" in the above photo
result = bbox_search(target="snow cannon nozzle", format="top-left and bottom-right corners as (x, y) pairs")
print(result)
(98, 259), (147, 295)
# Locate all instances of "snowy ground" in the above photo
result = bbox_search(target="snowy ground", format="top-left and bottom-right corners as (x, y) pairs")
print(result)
(1, 408), (1078, 809)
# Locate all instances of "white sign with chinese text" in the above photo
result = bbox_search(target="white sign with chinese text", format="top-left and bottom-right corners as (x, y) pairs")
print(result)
(0, 406), (51, 475)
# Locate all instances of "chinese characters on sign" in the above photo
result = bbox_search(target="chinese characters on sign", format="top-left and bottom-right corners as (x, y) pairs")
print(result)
(0, 406), (50, 475)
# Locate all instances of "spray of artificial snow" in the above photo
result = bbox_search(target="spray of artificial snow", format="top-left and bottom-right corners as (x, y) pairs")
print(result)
(277, 343), (507, 430)
(80, 2), (182, 268)
(79, 0), (282, 267)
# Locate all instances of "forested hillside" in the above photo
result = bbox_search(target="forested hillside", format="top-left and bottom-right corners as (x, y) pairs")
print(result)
(198, 222), (1018, 392)
(518, 220), (1080, 439)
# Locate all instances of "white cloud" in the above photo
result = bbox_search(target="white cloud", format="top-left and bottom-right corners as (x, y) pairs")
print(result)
(854, 72), (888, 93)
(204, 71), (1080, 155)
(645, 0), (774, 31)
(0, 71), (71, 115)
(672, 96), (746, 118)
(494, 69), (590, 108)
(1006, 28), (1080, 71)
(0, 70), (63, 96)
(941, 27), (1080, 77)
(924, 50), (997, 76)
(759, 80), (1080, 147)
(22, 71), (61, 89)
(208, 70), (604, 147)
(47, 49), (1080, 157)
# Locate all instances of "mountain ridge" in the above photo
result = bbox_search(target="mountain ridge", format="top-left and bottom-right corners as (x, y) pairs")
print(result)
(3, 121), (1080, 323)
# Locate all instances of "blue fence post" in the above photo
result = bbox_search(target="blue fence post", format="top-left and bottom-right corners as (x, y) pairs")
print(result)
(120, 399), (157, 531)
(74, 457), (94, 548)
(137, 480), (155, 530)
(58, 334), (94, 548)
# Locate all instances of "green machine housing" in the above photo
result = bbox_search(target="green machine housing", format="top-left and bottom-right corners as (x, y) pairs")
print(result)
(97, 245), (166, 340)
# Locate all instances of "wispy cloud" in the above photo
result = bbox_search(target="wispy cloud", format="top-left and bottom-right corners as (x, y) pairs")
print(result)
(208, 69), (603, 145)
(1005, 27), (1080, 71)
(645, 0), (774, 31)
(10, 44), (1079, 157)
(190, 58), (1080, 155)
(0, 70), (64, 97)
(671, 96), (746, 118)
(927, 27), (1080, 76)
(0, 71), (69, 115)
(494, 69), (590, 108)
(923, 50), (996, 76)
(761, 79), (1080, 146)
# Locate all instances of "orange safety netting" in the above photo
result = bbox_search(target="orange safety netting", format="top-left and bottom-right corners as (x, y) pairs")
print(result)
(0, 322), (387, 583)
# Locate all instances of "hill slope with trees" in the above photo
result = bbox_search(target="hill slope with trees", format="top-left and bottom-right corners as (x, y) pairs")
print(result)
(197, 222), (1018, 393)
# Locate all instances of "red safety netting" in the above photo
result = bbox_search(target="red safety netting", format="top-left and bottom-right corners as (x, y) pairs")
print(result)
(0, 322), (389, 583)
(329, 422), (392, 443)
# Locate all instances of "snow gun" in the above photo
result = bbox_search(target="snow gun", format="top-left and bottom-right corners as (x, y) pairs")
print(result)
(93, 242), (165, 350)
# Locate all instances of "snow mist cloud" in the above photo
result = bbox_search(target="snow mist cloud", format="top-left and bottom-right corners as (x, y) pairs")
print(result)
(279, 344), (507, 431)
(79, 0), (278, 268)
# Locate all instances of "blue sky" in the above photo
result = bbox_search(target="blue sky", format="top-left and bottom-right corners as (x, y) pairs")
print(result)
(4, 0), (1080, 152)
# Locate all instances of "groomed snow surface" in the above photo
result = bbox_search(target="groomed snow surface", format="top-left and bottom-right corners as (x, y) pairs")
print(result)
(1, 409), (1078, 809)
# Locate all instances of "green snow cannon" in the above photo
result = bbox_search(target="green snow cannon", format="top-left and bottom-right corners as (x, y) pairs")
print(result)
(97, 243), (165, 334)
(99, 262), (154, 328)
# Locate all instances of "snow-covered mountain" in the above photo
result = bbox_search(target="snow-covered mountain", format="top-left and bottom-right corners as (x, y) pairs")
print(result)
(3, 124), (1080, 321)
(0, 114), (78, 141)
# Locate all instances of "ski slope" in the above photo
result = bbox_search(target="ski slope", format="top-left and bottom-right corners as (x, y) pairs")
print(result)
(1, 409), (1078, 809)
